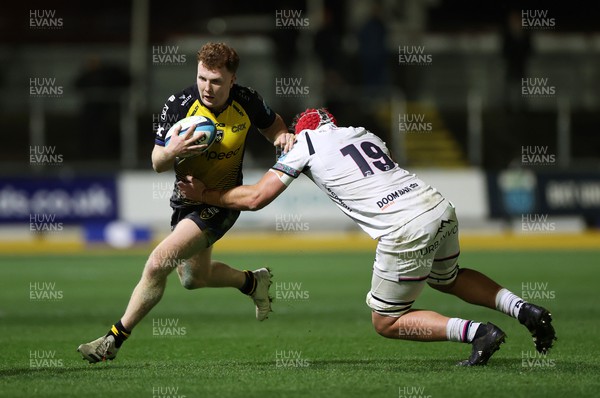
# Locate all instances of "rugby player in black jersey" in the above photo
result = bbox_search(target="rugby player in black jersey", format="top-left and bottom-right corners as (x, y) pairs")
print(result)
(78, 43), (294, 363)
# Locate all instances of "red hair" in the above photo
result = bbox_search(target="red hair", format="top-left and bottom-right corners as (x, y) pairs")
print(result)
(197, 42), (239, 73)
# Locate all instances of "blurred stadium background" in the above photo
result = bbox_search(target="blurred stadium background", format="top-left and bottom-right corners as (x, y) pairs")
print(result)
(1, 0), (599, 251)
(2, 2), (600, 397)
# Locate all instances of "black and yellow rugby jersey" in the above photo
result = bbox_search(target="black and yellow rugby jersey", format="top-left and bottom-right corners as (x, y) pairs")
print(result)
(154, 83), (276, 206)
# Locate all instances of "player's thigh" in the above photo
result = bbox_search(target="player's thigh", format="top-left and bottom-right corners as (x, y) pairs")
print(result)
(427, 203), (460, 286)
(170, 204), (240, 248)
(373, 220), (433, 284)
(366, 201), (460, 317)
(170, 205), (239, 277)
(367, 221), (433, 317)
(149, 218), (209, 271)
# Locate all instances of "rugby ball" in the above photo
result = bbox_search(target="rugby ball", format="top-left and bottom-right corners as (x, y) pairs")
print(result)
(164, 115), (217, 156)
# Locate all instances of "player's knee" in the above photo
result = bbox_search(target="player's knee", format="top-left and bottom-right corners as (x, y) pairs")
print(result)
(180, 277), (198, 290)
(371, 313), (396, 338)
(373, 322), (389, 337)
(177, 266), (210, 290)
(177, 268), (193, 289)
(180, 276), (209, 290)
(144, 253), (173, 279)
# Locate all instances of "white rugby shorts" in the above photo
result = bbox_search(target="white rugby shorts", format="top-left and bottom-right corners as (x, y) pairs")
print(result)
(366, 200), (460, 316)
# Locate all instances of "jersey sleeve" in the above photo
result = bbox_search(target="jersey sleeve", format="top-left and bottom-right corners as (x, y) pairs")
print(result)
(271, 131), (311, 179)
(154, 94), (182, 146)
(237, 86), (276, 130)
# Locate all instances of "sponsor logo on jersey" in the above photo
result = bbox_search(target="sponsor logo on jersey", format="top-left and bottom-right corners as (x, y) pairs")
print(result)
(161, 104), (169, 121)
(200, 207), (220, 220)
(326, 187), (352, 212)
(377, 183), (419, 210)
(168, 95), (176, 102)
(231, 122), (247, 133)
(189, 103), (200, 116)
(180, 94), (192, 106)
(201, 145), (242, 161)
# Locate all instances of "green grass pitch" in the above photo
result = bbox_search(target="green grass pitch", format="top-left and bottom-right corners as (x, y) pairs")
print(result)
(0, 249), (598, 397)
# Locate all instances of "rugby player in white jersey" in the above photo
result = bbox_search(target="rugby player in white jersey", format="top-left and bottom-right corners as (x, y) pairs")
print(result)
(178, 108), (556, 366)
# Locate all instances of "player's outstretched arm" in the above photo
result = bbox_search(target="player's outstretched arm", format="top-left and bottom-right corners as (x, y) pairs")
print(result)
(177, 170), (289, 211)
(259, 114), (295, 154)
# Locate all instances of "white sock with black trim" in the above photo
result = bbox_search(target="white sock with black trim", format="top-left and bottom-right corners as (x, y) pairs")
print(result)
(495, 288), (524, 319)
(446, 318), (482, 343)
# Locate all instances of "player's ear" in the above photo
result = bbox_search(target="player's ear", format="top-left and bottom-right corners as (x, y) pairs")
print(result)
(230, 73), (236, 87)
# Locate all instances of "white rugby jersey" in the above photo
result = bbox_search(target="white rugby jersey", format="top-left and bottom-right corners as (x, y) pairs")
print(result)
(272, 124), (445, 239)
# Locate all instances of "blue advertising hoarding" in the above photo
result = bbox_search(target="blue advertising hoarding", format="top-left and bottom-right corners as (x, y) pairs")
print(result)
(487, 169), (600, 218)
(0, 176), (118, 224)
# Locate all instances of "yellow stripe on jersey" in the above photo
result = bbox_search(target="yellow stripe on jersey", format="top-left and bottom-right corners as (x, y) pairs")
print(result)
(176, 99), (252, 190)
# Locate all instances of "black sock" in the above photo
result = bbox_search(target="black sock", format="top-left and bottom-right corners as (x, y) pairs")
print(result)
(238, 270), (257, 295)
(107, 320), (131, 348)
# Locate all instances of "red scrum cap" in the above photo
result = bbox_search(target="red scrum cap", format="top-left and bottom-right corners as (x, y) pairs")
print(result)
(291, 108), (337, 134)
